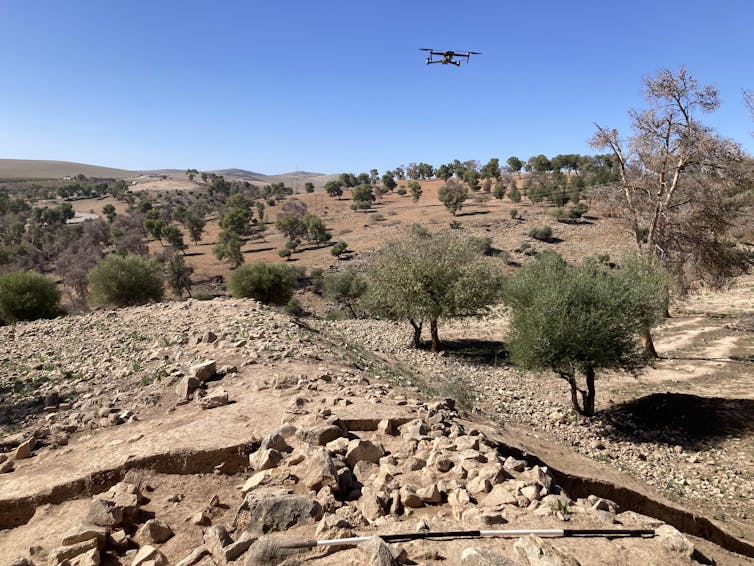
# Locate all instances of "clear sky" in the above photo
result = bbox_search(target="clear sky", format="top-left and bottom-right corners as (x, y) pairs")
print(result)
(1, 1), (752, 175)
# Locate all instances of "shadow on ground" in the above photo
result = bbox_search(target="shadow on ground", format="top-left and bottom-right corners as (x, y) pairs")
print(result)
(434, 339), (509, 367)
(601, 392), (754, 449)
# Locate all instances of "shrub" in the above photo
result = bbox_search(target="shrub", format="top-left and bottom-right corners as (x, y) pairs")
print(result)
(510, 208), (519, 219)
(0, 270), (62, 323)
(323, 267), (366, 318)
(229, 261), (297, 306)
(89, 255), (165, 307)
(331, 241), (349, 258)
(529, 226), (553, 241)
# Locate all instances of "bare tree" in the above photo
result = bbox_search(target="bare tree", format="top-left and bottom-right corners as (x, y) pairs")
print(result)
(591, 67), (752, 354)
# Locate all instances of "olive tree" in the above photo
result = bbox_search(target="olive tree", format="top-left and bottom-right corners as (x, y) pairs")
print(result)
(363, 230), (503, 351)
(438, 179), (469, 215)
(503, 252), (665, 416)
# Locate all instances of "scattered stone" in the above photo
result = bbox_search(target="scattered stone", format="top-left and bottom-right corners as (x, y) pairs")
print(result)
(242, 471), (269, 493)
(302, 448), (339, 492)
(131, 545), (168, 566)
(13, 437), (36, 460)
(251, 448), (283, 471)
(242, 494), (324, 534)
(260, 432), (293, 453)
(61, 523), (108, 547)
(513, 535), (580, 566)
(461, 547), (523, 565)
(48, 538), (99, 564)
(134, 519), (174, 545)
(346, 439), (384, 467)
(199, 387), (229, 409)
(299, 425), (346, 446)
(176, 376), (200, 398)
(656, 524), (695, 558)
(190, 360), (217, 382)
(175, 546), (210, 566)
(358, 536), (398, 566)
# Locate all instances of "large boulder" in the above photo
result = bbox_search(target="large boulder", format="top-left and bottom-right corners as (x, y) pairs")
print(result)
(243, 494), (323, 534)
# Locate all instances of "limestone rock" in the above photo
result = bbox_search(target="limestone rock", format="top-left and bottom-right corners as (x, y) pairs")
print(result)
(48, 538), (99, 564)
(346, 439), (384, 468)
(134, 519), (174, 545)
(358, 536), (398, 566)
(656, 524), (694, 558)
(299, 425), (346, 446)
(199, 387), (229, 409)
(61, 523), (108, 547)
(131, 545), (168, 566)
(513, 535), (580, 566)
(461, 547), (523, 565)
(243, 494), (323, 534)
(190, 360), (217, 382)
(250, 448), (283, 471)
(176, 376), (200, 398)
(260, 432), (292, 453)
(302, 448), (339, 492)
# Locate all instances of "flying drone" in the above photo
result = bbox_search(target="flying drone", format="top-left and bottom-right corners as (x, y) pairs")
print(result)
(419, 49), (481, 66)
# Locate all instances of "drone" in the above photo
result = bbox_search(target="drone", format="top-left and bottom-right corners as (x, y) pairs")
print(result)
(419, 49), (481, 66)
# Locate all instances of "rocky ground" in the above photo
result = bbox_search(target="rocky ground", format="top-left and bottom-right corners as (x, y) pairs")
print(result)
(0, 292), (753, 565)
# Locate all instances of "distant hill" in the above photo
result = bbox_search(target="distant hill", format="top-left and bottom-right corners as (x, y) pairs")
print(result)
(0, 159), (335, 189)
(0, 159), (135, 180)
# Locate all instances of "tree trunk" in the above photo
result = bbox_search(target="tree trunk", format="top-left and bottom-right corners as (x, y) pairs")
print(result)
(409, 319), (423, 349)
(430, 319), (441, 352)
(641, 329), (659, 359)
(582, 366), (596, 417)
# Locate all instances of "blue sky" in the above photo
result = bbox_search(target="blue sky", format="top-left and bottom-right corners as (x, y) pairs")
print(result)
(1, 1), (752, 174)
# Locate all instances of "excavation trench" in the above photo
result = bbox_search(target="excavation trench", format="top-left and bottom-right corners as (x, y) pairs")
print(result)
(1, 418), (752, 560)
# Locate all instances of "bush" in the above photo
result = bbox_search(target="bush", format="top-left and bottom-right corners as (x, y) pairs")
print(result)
(88, 255), (165, 307)
(0, 271), (62, 323)
(529, 226), (553, 241)
(229, 261), (297, 306)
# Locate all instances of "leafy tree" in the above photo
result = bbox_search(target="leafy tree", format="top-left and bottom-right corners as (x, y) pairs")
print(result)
(304, 182), (315, 193)
(102, 204), (117, 223)
(438, 179), (469, 215)
(0, 271), (62, 323)
(506, 156), (524, 172)
(323, 267), (366, 318)
(369, 169), (379, 185)
(186, 168), (198, 181)
(88, 255), (164, 307)
(351, 184), (375, 206)
(339, 172), (358, 188)
(230, 261), (297, 306)
(324, 180), (344, 199)
(143, 209), (166, 242)
(276, 215), (307, 241)
(526, 154), (552, 173)
(492, 182), (506, 201)
(435, 164), (453, 181)
(591, 66), (751, 294)
(165, 252), (193, 298)
(503, 252), (665, 416)
(278, 248), (292, 261)
(381, 171), (397, 191)
(480, 158), (501, 181)
(214, 231), (244, 267)
(303, 213), (330, 246)
(463, 169), (481, 191)
(363, 231), (503, 351)
(408, 181), (422, 204)
(508, 183), (522, 203)
(184, 211), (206, 245)
(220, 206), (250, 235)
(162, 224), (187, 252)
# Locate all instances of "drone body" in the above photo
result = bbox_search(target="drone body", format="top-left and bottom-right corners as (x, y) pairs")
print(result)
(420, 49), (481, 66)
